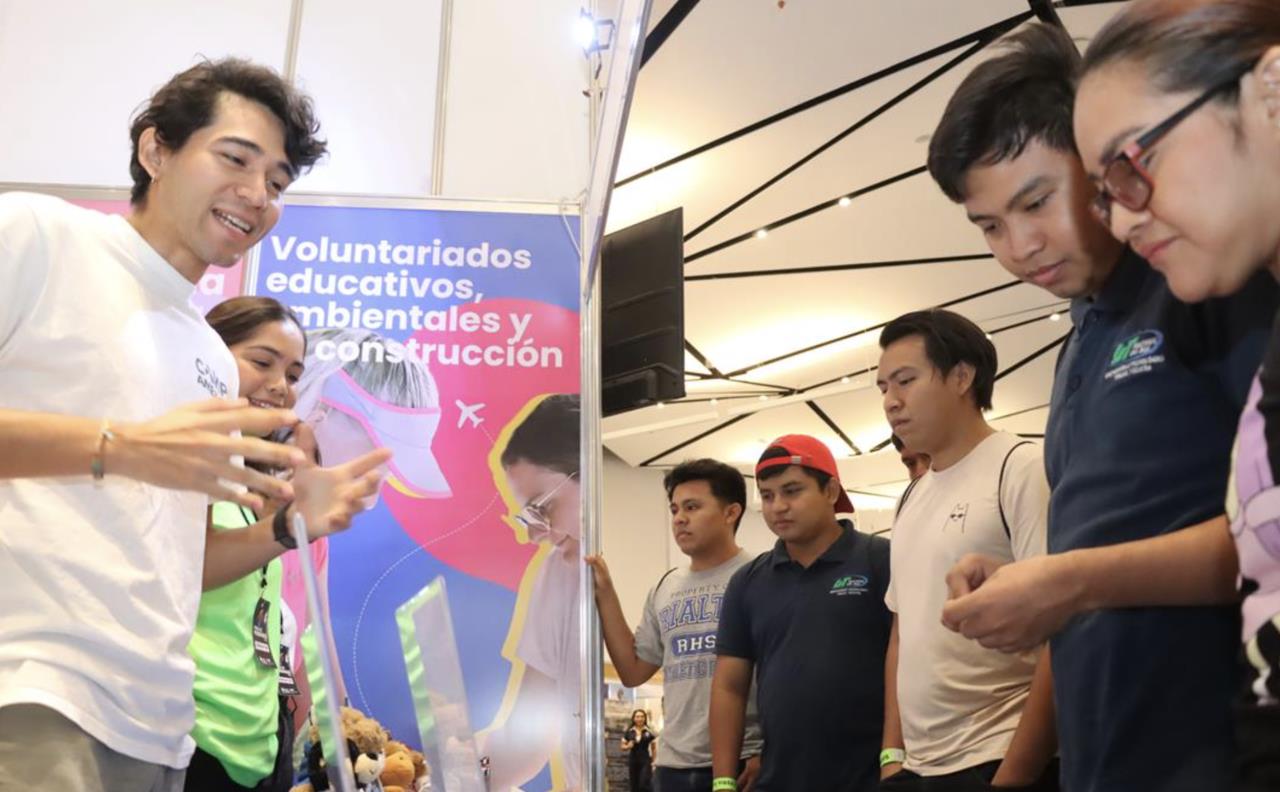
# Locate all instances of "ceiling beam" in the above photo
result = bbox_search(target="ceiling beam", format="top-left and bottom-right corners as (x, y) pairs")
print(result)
(806, 401), (862, 455)
(683, 339), (724, 377)
(1028, 0), (1065, 28)
(614, 10), (1035, 187)
(684, 36), (992, 242)
(723, 279), (1023, 377)
(684, 165), (928, 264)
(641, 0), (701, 68)
(993, 331), (1071, 383)
(639, 413), (752, 467)
(684, 253), (994, 282)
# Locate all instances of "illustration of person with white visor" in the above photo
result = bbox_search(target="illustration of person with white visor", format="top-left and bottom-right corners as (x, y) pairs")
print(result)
(279, 327), (451, 716)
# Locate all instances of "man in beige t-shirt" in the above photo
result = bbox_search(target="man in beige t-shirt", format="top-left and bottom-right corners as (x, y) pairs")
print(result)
(875, 310), (1058, 791)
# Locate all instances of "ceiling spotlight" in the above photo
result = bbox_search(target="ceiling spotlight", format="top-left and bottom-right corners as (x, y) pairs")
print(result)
(984, 333), (993, 340)
(841, 376), (850, 384)
(755, 228), (768, 240)
(656, 401), (665, 409)
(710, 398), (719, 406)
(838, 196), (851, 208)
(1049, 312), (1062, 322)
(758, 394), (768, 401)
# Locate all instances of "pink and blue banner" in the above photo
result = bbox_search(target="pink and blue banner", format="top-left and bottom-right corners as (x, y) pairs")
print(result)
(254, 203), (583, 791)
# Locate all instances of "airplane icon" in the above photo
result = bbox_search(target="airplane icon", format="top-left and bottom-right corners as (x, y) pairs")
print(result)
(455, 400), (486, 429)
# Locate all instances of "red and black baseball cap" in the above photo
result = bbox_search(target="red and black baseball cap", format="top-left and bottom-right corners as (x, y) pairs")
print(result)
(755, 434), (855, 513)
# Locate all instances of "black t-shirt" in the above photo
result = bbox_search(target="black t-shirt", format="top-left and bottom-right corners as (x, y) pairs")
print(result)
(716, 520), (892, 792)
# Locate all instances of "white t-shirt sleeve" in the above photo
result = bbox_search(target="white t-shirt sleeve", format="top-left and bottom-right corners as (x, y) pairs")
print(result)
(1001, 443), (1050, 561)
(0, 194), (51, 357)
(634, 582), (664, 666)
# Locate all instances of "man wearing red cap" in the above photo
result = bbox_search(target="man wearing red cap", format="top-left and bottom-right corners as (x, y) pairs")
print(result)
(710, 434), (892, 792)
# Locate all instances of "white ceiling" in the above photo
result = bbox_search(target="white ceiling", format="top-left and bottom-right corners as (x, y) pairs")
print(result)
(602, 1), (1126, 507)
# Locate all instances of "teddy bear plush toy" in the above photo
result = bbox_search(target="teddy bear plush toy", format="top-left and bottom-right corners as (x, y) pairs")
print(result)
(290, 706), (389, 792)
(380, 740), (431, 792)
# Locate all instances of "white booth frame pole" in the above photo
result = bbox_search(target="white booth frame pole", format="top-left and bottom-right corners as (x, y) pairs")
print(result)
(578, 0), (653, 789)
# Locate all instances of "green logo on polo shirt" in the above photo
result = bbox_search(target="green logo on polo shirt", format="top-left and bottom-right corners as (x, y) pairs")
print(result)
(1105, 329), (1166, 383)
(829, 575), (869, 596)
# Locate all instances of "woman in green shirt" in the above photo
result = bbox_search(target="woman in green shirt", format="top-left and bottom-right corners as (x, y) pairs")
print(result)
(184, 297), (390, 791)
(186, 296), (307, 792)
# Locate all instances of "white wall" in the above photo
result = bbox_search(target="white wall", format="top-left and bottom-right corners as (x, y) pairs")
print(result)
(0, 0), (591, 204)
(440, 0), (591, 202)
(0, 0), (291, 186)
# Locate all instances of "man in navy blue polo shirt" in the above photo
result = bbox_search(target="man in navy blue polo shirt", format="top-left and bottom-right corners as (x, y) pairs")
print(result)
(924, 22), (1278, 792)
(710, 434), (892, 792)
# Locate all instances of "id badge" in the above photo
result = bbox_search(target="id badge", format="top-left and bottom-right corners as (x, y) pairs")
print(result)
(252, 597), (277, 669)
(278, 644), (301, 697)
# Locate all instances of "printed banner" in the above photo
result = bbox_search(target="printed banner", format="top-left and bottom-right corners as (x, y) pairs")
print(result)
(256, 203), (583, 792)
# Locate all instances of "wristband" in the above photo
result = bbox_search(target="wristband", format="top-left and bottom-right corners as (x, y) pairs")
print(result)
(879, 748), (906, 768)
(273, 506), (298, 549)
(711, 779), (737, 792)
(91, 419), (115, 485)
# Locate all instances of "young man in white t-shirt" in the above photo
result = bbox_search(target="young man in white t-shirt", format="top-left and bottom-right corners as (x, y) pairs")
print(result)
(0, 59), (350, 791)
(875, 310), (1057, 791)
(587, 458), (764, 792)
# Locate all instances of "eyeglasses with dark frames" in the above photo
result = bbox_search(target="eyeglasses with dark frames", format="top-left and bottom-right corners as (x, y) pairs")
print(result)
(1090, 67), (1250, 227)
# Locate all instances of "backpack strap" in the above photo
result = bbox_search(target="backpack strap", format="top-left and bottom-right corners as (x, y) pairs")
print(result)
(998, 441), (1035, 538)
(894, 476), (923, 519)
(651, 566), (679, 600)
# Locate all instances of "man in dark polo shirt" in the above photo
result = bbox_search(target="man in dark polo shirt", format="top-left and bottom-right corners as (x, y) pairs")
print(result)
(924, 22), (1278, 792)
(710, 434), (891, 792)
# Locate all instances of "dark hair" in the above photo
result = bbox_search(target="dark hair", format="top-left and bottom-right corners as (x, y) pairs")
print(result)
(879, 309), (997, 411)
(205, 296), (307, 356)
(890, 434), (905, 452)
(129, 58), (326, 205)
(206, 296), (308, 472)
(928, 23), (1081, 202)
(501, 394), (580, 476)
(631, 709), (648, 725)
(663, 458), (747, 532)
(755, 445), (833, 490)
(1082, 0), (1280, 108)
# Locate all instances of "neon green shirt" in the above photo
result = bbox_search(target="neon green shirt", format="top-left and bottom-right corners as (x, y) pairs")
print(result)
(189, 502), (283, 786)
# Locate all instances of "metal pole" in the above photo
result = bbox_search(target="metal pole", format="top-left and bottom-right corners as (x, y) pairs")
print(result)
(283, 0), (306, 83)
(580, 3), (605, 788)
(579, 0), (656, 302)
(430, 0), (455, 195)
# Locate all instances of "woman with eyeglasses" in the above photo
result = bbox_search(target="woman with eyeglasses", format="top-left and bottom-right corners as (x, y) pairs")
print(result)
(1073, 1), (1280, 787)
(478, 393), (584, 791)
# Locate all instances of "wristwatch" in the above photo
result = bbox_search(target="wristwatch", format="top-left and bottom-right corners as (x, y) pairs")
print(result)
(273, 506), (297, 550)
